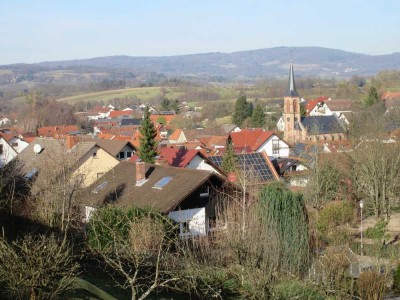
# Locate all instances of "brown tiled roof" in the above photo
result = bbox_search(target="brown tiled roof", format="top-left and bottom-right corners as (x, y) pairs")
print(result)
(37, 126), (79, 138)
(381, 92), (400, 101)
(95, 139), (135, 156)
(184, 128), (228, 142)
(80, 162), (221, 213)
(17, 137), (98, 191)
(159, 148), (199, 168)
(326, 99), (358, 112)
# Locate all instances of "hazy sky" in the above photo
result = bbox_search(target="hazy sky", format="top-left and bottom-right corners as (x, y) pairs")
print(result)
(1, 0), (399, 64)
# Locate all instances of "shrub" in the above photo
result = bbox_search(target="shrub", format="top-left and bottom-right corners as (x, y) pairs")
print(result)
(317, 201), (354, 235)
(273, 279), (324, 300)
(365, 220), (388, 240)
(357, 269), (388, 300)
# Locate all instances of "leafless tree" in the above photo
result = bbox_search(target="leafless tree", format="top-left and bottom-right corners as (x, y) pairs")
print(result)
(0, 233), (79, 300)
(87, 207), (182, 300)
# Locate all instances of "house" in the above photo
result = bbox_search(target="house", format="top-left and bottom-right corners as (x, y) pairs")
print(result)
(91, 139), (136, 160)
(381, 92), (400, 113)
(229, 129), (290, 158)
(37, 125), (79, 138)
(0, 136), (17, 167)
(17, 136), (120, 189)
(79, 161), (230, 237)
(0, 117), (11, 127)
(158, 147), (221, 174)
(0, 132), (30, 153)
(277, 117), (285, 132)
(283, 61), (347, 144)
(208, 152), (280, 185)
(169, 129), (187, 144)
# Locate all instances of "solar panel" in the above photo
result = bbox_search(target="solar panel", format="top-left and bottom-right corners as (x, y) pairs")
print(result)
(209, 153), (275, 182)
(153, 176), (173, 189)
(92, 180), (109, 194)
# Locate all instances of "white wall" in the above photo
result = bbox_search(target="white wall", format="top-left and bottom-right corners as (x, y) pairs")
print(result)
(168, 207), (207, 237)
(309, 103), (333, 116)
(0, 138), (17, 167)
(9, 137), (29, 153)
(257, 135), (290, 158)
(186, 155), (221, 174)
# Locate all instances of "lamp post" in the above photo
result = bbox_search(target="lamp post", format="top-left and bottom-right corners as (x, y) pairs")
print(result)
(359, 200), (364, 256)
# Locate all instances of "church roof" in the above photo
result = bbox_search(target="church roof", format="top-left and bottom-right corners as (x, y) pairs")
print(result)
(285, 61), (299, 97)
(301, 115), (346, 134)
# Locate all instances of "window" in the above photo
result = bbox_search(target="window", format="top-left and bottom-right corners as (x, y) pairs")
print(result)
(287, 117), (290, 122)
(199, 186), (209, 197)
(12, 143), (18, 147)
(97, 172), (105, 178)
(181, 222), (190, 234)
(153, 176), (173, 189)
(119, 152), (125, 159)
(127, 152), (132, 158)
(0, 144), (3, 154)
(272, 139), (280, 155)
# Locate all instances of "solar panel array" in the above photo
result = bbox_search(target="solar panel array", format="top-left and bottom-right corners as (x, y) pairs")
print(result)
(209, 152), (275, 182)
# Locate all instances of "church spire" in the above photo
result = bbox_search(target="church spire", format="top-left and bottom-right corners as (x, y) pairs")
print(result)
(285, 58), (299, 97)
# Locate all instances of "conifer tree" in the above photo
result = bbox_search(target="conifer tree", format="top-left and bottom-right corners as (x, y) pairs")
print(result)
(232, 94), (251, 127)
(259, 183), (309, 275)
(364, 86), (380, 106)
(221, 136), (238, 173)
(138, 107), (157, 163)
(251, 104), (266, 128)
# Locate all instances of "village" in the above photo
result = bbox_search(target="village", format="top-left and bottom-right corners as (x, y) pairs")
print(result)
(1, 60), (400, 299)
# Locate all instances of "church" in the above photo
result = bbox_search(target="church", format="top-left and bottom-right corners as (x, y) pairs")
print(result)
(283, 61), (347, 145)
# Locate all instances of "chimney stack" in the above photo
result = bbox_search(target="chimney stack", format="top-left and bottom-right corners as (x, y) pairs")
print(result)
(66, 135), (80, 150)
(135, 160), (147, 186)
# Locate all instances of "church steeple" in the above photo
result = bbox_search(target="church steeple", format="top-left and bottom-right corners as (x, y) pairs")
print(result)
(285, 60), (299, 97)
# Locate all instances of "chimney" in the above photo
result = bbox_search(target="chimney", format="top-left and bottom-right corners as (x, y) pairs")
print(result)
(135, 160), (147, 186)
(66, 135), (80, 150)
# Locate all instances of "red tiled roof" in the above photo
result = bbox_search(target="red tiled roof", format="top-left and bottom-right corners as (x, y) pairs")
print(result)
(109, 110), (134, 119)
(159, 148), (199, 168)
(150, 115), (176, 126)
(305, 96), (328, 114)
(37, 125), (79, 138)
(0, 132), (16, 142)
(229, 129), (274, 151)
(198, 135), (227, 149)
(169, 129), (183, 141)
(381, 92), (400, 101)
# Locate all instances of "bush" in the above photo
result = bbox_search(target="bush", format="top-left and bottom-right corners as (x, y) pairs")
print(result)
(317, 201), (354, 235)
(393, 263), (400, 293)
(357, 269), (388, 300)
(0, 234), (79, 300)
(365, 220), (388, 240)
(273, 279), (324, 300)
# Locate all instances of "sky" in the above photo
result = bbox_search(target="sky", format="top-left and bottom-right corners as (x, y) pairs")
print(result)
(1, 0), (400, 64)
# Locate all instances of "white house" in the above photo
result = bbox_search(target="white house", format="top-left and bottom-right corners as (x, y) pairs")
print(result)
(0, 137), (17, 167)
(230, 129), (290, 158)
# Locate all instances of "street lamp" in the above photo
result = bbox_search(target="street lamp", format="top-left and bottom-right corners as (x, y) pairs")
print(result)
(359, 200), (364, 256)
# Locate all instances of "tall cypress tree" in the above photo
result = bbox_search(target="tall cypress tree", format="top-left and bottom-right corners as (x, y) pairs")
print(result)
(138, 107), (157, 163)
(259, 183), (309, 275)
(221, 136), (238, 173)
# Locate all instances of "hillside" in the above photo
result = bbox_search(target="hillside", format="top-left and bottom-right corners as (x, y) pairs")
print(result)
(21, 47), (400, 78)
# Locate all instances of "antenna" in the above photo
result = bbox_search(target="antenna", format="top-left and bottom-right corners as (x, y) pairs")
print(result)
(33, 144), (42, 154)
(290, 50), (293, 63)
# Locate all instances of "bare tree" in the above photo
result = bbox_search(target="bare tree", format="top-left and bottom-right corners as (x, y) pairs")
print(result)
(0, 233), (79, 300)
(87, 206), (181, 300)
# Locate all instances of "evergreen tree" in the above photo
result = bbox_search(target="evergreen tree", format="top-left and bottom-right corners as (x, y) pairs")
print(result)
(160, 98), (170, 111)
(364, 86), (380, 106)
(171, 99), (181, 114)
(232, 94), (251, 127)
(259, 183), (309, 275)
(221, 136), (238, 173)
(138, 107), (158, 163)
(251, 104), (266, 128)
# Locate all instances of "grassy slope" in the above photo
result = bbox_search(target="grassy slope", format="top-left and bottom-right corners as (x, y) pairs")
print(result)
(56, 85), (274, 106)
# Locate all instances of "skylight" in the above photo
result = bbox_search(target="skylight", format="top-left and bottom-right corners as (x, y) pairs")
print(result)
(92, 180), (109, 194)
(153, 176), (172, 189)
